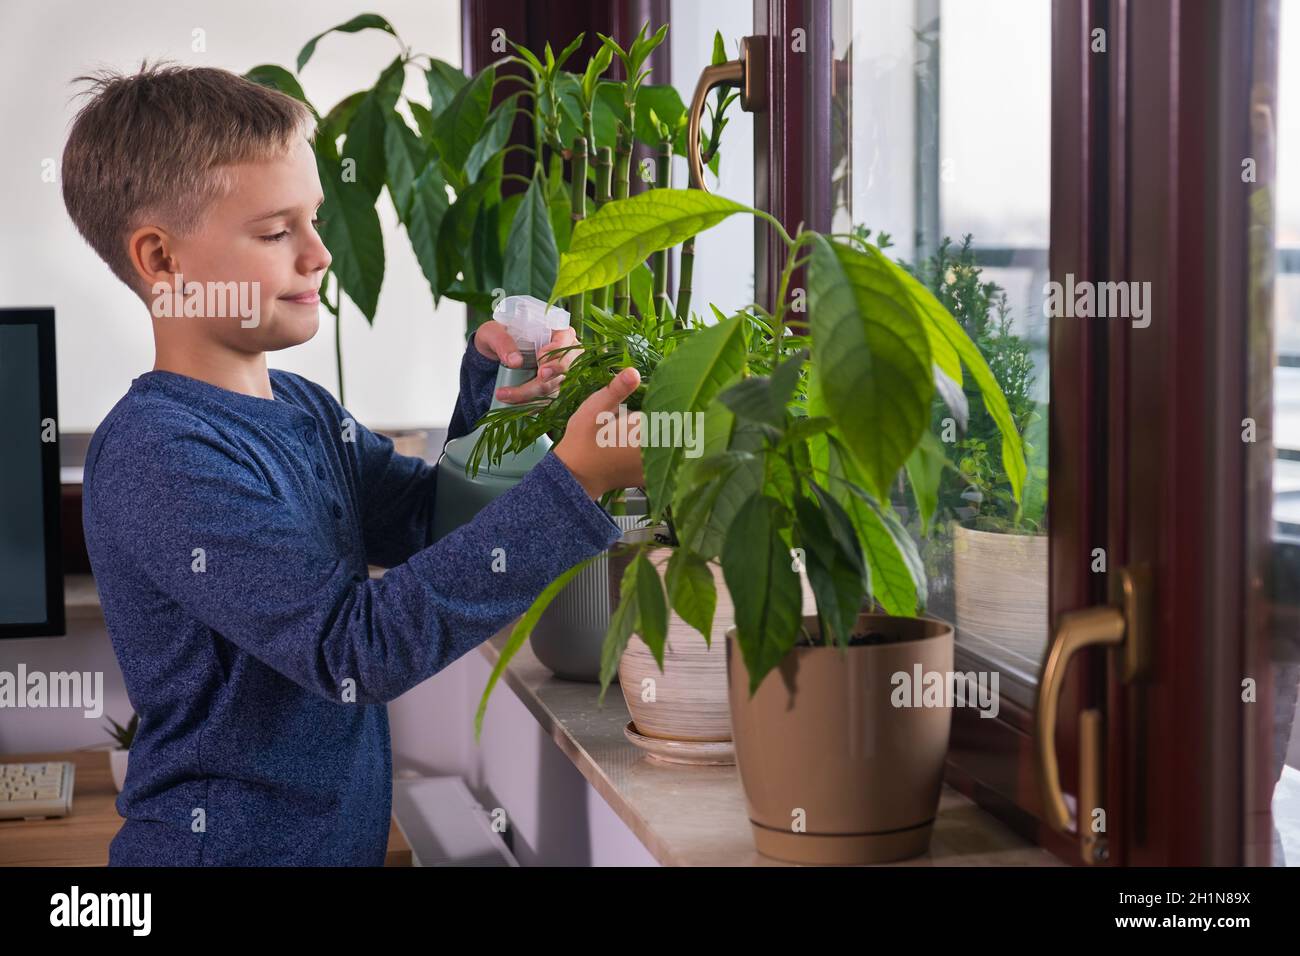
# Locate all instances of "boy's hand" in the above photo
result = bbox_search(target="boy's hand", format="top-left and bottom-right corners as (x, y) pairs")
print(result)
(554, 367), (646, 499)
(473, 321), (580, 404)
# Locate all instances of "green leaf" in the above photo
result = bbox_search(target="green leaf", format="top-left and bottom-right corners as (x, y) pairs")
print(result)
(807, 236), (933, 500)
(642, 313), (747, 511)
(581, 43), (614, 103)
(717, 376), (786, 428)
(433, 64), (495, 177)
(591, 80), (623, 146)
(383, 112), (426, 221)
(341, 58), (406, 203)
(474, 554), (599, 742)
(546, 72), (586, 149)
(405, 163), (451, 298)
(315, 147), (384, 321)
(794, 490), (866, 648)
(244, 65), (315, 114)
(822, 435), (922, 616)
(665, 549), (717, 644)
(426, 59), (468, 119)
(634, 85), (687, 151)
(503, 172), (559, 299)
(496, 192), (525, 250)
(545, 151), (572, 252)
(722, 495), (803, 695)
(600, 552), (641, 703)
(553, 189), (748, 300)
(670, 400), (763, 559)
(553, 33), (586, 73)
(465, 92), (519, 183)
(471, 198), (504, 294)
(711, 31), (727, 66)
(914, 282), (1028, 504)
(407, 101), (435, 143)
(905, 429), (950, 536)
(297, 14), (397, 73)
(435, 154), (502, 296)
(317, 92), (368, 160)
(628, 262), (653, 318)
(634, 551), (668, 669)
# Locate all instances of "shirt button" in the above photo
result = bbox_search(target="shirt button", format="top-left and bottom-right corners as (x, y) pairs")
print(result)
(305, 429), (316, 444)
(315, 464), (326, 480)
(333, 502), (343, 518)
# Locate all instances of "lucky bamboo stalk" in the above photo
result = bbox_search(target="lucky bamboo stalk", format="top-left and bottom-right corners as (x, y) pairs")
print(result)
(675, 236), (695, 326)
(612, 123), (633, 315)
(567, 136), (589, 339)
(593, 145), (614, 315)
(650, 141), (672, 328)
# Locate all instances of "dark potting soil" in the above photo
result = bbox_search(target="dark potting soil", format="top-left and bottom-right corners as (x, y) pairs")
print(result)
(795, 630), (910, 647)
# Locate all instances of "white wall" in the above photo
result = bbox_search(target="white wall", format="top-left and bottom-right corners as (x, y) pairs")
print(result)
(0, 0), (466, 431)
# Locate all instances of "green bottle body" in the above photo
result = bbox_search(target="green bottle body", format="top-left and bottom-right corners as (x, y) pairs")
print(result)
(431, 362), (552, 541)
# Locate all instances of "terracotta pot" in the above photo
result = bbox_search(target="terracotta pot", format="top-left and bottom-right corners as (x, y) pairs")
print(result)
(727, 612), (954, 865)
(953, 525), (1048, 665)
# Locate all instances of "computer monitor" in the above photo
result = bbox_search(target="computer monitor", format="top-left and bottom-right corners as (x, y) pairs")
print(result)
(0, 307), (65, 637)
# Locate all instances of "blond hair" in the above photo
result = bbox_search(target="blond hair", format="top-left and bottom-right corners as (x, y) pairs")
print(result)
(61, 60), (316, 294)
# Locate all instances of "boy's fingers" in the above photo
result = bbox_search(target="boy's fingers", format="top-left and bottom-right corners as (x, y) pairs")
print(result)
(599, 367), (640, 407)
(477, 321), (522, 366)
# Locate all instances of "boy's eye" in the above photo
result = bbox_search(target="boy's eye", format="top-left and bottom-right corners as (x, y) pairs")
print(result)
(261, 230), (289, 242)
(312, 217), (326, 230)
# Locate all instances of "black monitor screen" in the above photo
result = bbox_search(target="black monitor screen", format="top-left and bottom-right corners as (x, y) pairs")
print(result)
(0, 309), (64, 637)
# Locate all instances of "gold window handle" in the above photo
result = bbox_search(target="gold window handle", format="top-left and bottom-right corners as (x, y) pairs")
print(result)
(1036, 565), (1152, 863)
(686, 36), (766, 192)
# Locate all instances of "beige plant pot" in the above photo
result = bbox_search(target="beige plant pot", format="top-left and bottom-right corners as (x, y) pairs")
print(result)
(952, 524), (1049, 665)
(609, 543), (817, 748)
(727, 612), (954, 865)
(609, 543), (735, 744)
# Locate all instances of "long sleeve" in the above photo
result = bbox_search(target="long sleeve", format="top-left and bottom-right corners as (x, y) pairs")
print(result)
(448, 328), (500, 442)
(87, 402), (623, 708)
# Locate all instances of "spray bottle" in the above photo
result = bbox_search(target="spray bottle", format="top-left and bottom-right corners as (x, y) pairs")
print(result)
(431, 295), (571, 541)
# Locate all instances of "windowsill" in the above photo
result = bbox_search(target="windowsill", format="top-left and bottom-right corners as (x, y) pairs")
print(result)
(477, 631), (1062, 867)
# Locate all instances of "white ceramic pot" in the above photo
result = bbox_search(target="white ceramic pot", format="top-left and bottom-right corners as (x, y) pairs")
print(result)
(953, 524), (1049, 665)
(109, 748), (129, 792)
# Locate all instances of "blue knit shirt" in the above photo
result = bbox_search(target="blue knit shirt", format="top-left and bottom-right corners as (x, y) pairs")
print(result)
(82, 334), (622, 866)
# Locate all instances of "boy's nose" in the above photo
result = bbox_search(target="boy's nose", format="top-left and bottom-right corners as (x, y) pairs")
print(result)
(301, 231), (332, 275)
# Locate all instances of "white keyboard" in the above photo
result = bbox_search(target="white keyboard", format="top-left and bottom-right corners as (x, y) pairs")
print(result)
(0, 762), (75, 820)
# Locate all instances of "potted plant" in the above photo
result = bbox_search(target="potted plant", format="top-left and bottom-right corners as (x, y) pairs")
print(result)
(104, 712), (138, 793)
(455, 23), (744, 695)
(475, 184), (1025, 862)
(904, 236), (1049, 667)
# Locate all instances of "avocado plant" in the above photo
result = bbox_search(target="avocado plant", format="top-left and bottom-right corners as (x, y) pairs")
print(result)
(472, 187), (1028, 738)
(246, 15), (731, 402)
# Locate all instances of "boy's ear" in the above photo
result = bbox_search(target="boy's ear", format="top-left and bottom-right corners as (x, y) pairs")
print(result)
(127, 224), (177, 294)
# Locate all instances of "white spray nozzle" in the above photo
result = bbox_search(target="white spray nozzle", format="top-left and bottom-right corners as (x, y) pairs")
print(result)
(494, 295), (570, 361)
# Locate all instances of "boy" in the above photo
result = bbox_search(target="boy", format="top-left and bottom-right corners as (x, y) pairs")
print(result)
(61, 62), (644, 865)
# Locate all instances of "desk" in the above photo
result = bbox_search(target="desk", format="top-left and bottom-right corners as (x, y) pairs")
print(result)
(0, 749), (411, 866)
